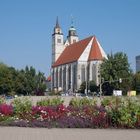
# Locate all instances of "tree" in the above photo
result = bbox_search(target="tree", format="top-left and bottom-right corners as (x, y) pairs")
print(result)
(18, 66), (47, 96)
(24, 66), (36, 95)
(132, 72), (140, 94)
(0, 63), (16, 95)
(79, 81), (98, 94)
(100, 52), (133, 95)
(0, 63), (47, 96)
(89, 81), (98, 92)
(79, 81), (86, 93)
(34, 71), (47, 96)
(14, 70), (27, 95)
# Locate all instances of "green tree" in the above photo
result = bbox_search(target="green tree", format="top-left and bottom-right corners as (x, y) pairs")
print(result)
(79, 81), (86, 93)
(89, 81), (98, 92)
(17, 66), (47, 95)
(0, 63), (16, 95)
(79, 81), (98, 94)
(132, 72), (140, 94)
(24, 66), (36, 95)
(14, 71), (27, 95)
(34, 71), (47, 96)
(0, 63), (47, 96)
(100, 52), (132, 95)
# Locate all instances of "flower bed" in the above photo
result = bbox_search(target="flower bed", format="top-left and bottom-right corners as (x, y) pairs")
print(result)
(0, 96), (140, 128)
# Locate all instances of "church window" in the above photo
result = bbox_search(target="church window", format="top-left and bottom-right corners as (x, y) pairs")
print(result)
(81, 65), (85, 82)
(57, 38), (61, 43)
(92, 64), (96, 81)
(59, 68), (62, 87)
(73, 39), (76, 43)
(68, 66), (71, 89)
(73, 65), (77, 91)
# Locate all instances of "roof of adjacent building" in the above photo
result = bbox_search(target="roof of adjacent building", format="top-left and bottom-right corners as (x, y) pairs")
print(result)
(52, 36), (107, 67)
(46, 76), (51, 82)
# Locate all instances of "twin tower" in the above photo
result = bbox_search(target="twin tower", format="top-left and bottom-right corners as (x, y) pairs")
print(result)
(52, 17), (79, 64)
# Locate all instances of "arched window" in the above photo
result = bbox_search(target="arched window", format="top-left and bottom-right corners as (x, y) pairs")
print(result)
(73, 64), (77, 90)
(52, 69), (54, 87)
(92, 64), (96, 81)
(63, 67), (66, 91)
(68, 66), (71, 89)
(56, 69), (58, 88)
(81, 65), (85, 82)
(59, 68), (62, 87)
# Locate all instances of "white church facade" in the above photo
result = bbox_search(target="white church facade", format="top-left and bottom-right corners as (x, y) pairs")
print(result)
(51, 18), (107, 92)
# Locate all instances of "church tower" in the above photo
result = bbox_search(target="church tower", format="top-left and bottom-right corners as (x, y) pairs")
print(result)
(52, 17), (64, 64)
(67, 19), (79, 44)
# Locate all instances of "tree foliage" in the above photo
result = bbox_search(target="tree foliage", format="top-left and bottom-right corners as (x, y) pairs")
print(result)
(0, 63), (47, 96)
(132, 72), (140, 94)
(80, 81), (98, 94)
(100, 52), (132, 95)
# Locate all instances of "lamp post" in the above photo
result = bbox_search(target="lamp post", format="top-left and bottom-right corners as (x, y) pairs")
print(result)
(99, 74), (104, 97)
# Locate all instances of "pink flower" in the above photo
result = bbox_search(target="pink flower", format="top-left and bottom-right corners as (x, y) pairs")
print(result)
(0, 104), (13, 116)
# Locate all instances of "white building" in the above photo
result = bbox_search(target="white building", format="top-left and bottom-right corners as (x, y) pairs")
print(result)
(136, 55), (140, 72)
(51, 18), (107, 92)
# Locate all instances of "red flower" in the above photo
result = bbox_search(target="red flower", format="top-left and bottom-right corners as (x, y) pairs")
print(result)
(0, 104), (13, 116)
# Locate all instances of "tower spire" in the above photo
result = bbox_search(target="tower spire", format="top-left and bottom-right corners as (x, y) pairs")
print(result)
(56, 16), (60, 28)
(70, 15), (74, 27)
(67, 15), (79, 44)
(52, 17), (64, 64)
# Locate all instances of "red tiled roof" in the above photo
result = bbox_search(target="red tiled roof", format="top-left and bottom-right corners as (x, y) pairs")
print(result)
(52, 36), (106, 67)
(46, 76), (51, 81)
(52, 36), (93, 67)
(88, 37), (103, 61)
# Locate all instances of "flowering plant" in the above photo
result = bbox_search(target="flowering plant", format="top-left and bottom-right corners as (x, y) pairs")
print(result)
(0, 104), (13, 116)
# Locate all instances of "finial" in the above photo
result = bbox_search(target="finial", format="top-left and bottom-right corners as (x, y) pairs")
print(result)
(70, 14), (74, 27)
(56, 16), (60, 28)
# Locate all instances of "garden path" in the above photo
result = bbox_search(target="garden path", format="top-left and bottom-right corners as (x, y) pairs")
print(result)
(0, 127), (140, 140)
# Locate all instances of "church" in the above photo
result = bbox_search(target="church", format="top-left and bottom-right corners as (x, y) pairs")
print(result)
(51, 18), (107, 92)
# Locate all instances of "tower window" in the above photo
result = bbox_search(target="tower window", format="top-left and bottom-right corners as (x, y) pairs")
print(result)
(73, 39), (76, 43)
(57, 38), (61, 43)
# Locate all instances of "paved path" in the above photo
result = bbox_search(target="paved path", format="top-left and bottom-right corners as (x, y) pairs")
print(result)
(0, 127), (140, 140)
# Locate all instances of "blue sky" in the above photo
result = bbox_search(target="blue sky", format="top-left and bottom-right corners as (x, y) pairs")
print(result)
(0, 0), (140, 76)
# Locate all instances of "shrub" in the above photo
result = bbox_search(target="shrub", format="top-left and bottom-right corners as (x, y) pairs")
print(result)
(36, 97), (64, 106)
(11, 97), (32, 119)
(0, 104), (13, 116)
(69, 97), (97, 107)
(101, 97), (112, 107)
(0, 104), (13, 122)
(117, 97), (140, 128)
(32, 104), (68, 122)
(1, 96), (140, 128)
(0, 97), (5, 105)
(104, 96), (140, 128)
